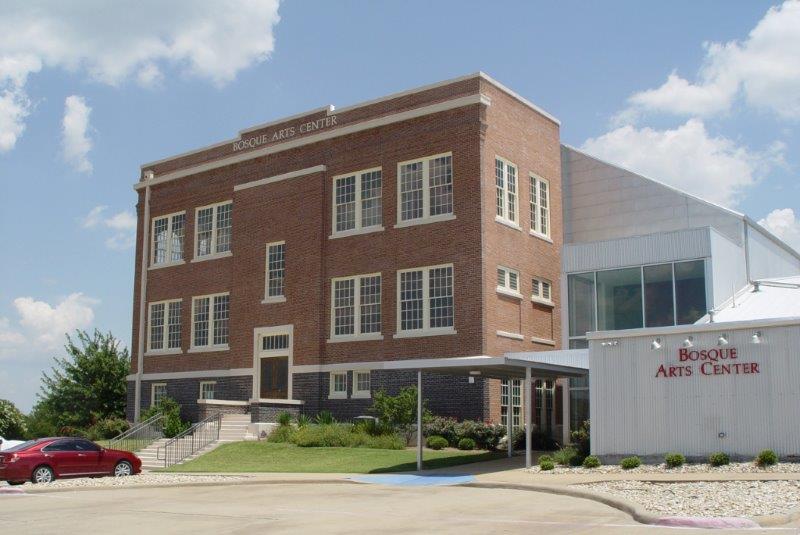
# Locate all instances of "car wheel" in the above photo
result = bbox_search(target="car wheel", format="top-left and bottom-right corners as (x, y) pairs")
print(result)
(32, 465), (55, 484)
(114, 460), (133, 477)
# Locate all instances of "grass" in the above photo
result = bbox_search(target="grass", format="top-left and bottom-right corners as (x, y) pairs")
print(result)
(96, 438), (152, 452)
(165, 441), (503, 473)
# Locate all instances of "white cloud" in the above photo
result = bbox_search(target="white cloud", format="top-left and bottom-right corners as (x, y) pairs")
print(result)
(62, 95), (93, 173)
(758, 208), (800, 251)
(0, 317), (25, 346)
(81, 206), (136, 250)
(81, 205), (107, 228)
(12, 293), (98, 350)
(581, 119), (784, 207)
(0, 0), (281, 151)
(618, 0), (800, 121)
(104, 210), (136, 231)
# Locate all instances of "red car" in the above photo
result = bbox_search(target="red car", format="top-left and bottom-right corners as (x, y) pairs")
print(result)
(0, 437), (141, 485)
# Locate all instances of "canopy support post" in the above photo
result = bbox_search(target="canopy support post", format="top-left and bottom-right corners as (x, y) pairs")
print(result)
(417, 369), (423, 471)
(507, 380), (513, 458)
(525, 367), (532, 469)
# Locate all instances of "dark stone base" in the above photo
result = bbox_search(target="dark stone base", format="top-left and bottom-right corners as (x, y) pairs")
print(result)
(250, 402), (302, 423)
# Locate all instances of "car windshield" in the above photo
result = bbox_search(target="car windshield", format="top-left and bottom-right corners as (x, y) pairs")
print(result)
(3, 440), (39, 452)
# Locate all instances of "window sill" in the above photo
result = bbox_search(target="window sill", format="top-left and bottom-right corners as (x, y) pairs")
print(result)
(148, 260), (185, 271)
(190, 250), (232, 263)
(328, 393), (348, 400)
(249, 398), (305, 405)
(352, 392), (371, 399)
(496, 287), (523, 300)
(144, 348), (183, 357)
(261, 296), (287, 304)
(188, 344), (230, 353)
(529, 230), (553, 243)
(393, 328), (457, 339)
(531, 337), (556, 346)
(197, 399), (248, 406)
(327, 333), (384, 344)
(329, 225), (385, 240)
(496, 330), (524, 341)
(394, 213), (456, 229)
(531, 296), (555, 307)
(494, 216), (521, 231)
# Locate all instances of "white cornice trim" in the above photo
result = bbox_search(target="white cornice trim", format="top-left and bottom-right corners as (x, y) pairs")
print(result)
(125, 368), (253, 381)
(134, 93), (490, 191)
(238, 105), (335, 136)
(234, 165), (327, 192)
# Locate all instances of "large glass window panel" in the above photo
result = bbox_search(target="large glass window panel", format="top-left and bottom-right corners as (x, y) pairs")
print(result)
(675, 260), (706, 324)
(644, 263), (674, 327)
(568, 272), (596, 337)
(596, 267), (643, 330)
(569, 388), (589, 432)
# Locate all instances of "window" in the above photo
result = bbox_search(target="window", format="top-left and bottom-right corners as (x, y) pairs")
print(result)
(569, 376), (589, 433)
(496, 266), (521, 297)
(500, 379), (522, 430)
(191, 293), (229, 349)
(151, 383), (167, 406)
(330, 274), (382, 340)
(265, 241), (286, 302)
(195, 201), (232, 259)
(529, 175), (550, 238)
(151, 212), (185, 265)
(353, 370), (371, 398)
(495, 157), (518, 226)
(397, 153), (453, 225)
(262, 333), (289, 350)
(531, 277), (553, 306)
(333, 168), (383, 236)
(199, 381), (216, 400)
(148, 299), (182, 352)
(396, 265), (454, 336)
(675, 260), (707, 325)
(329, 371), (347, 399)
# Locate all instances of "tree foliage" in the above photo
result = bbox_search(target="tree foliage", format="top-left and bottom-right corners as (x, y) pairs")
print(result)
(30, 330), (129, 436)
(0, 399), (27, 439)
(370, 386), (429, 443)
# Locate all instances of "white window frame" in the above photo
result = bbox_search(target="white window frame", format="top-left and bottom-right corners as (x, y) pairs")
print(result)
(329, 371), (348, 399)
(146, 299), (183, 355)
(352, 370), (371, 399)
(192, 200), (233, 262)
(328, 273), (383, 342)
(263, 241), (287, 304)
(495, 156), (519, 229)
(330, 167), (384, 238)
(151, 383), (167, 406)
(395, 152), (456, 228)
(251, 324), (295, 401)
(496, 266), (522, 299)
(150, 211), (186, 269)
(189, 292), (230, 352)
(531, 276), (554, 307)
(394, 263), (457, 338)
(529, 173), (551, 240)
(199, 381), (216, 400)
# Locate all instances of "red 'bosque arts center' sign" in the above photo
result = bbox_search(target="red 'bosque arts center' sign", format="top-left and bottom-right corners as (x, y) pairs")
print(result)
(655, 347), (761, 378)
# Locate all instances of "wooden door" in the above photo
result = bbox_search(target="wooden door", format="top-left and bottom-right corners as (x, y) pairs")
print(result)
(260, 356), (288, 399)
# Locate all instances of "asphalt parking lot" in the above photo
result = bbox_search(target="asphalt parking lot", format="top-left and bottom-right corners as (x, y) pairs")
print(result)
(1, 481), (796, 534)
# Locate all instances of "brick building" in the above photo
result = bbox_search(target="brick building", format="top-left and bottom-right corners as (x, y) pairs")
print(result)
(126, 72), (563, 426)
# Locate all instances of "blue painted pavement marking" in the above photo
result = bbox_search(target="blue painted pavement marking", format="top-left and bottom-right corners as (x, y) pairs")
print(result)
(349, 474), (475, 487)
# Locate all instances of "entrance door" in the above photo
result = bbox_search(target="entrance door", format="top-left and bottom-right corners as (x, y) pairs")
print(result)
(260, 356), (288, 399)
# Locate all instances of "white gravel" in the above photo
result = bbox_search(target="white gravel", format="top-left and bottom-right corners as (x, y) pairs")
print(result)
(574, 480), (800, 518)
(2, 473), (250, 490)
(530, 461), (800, 475)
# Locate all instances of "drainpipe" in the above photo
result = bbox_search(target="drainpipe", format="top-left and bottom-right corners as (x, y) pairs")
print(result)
(134, 171), (153, 421)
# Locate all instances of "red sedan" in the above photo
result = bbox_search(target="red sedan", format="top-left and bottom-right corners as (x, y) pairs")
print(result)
(0, 437), (141, 485)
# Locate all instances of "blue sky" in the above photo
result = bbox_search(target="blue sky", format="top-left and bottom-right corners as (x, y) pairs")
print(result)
(1, 0), (798, 412)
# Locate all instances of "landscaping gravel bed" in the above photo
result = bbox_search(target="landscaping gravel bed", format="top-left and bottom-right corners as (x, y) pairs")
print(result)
(573, 480), (800, 518)
(2, 473), (251, 490)
(529, 461), (800, 475)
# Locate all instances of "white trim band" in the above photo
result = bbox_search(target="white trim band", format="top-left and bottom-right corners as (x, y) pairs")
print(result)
(126, 368), (253, 381)
(234, 165), (327, 192)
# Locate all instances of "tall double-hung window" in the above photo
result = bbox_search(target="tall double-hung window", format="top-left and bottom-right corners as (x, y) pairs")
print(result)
(191, 293), (230, 350)
(396, 264), (454, 336)
(195, 201), (232, 259)
(529, 174), (550, 238)
(147, 299), (182, 353)
(333, 168), (383, 236)
(264, 241), (286, 302)
(495, 157), (518, 226)
(397, 153), (453, 225)
(151, 212), (185, 266)
(330, 274), (382, 340)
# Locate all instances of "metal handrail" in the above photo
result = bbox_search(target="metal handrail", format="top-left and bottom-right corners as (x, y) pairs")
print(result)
(156, 412), (222, 468)
(107, 413), (164, 452)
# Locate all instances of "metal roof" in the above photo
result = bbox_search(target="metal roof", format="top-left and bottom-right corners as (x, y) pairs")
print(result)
(707, 276), (800, 324)
(379, 352), (587, 380)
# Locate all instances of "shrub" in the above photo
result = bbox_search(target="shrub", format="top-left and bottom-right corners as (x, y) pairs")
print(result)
(267, 425), (295, 443)
(424, 416), (458, 446)
(709, 452), (730, 467)
(88, 417), (130, 440)
(426, 435), (449, 450)
(457, 437), (476, 450)
(142, 396), (189, 438)
(453, 420), (505, 450)
(296, 414), (311, 427)
(0, 399), (28, 439)
(539, 460), (555, 471)
(665, 452), (686, 468)
(291, 423), (405, 449)
(371, 387), (428, 443)
(756, 450), (778, 467)
(315, 410), (336, 425)
(512, 428), (560, 451)
(553, 446), (579, 466)
(571, 420), (590, 456)
(538, 454), (553, 464)
(277, 412), (292, 427)
(620, 456), (641, 469)
(355, 418), (394, 437)
(582, 455), (601, 469)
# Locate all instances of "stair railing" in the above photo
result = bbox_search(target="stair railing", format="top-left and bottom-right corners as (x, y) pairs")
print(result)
(107, 413), (164, 453)
(156, 412), (222, 468)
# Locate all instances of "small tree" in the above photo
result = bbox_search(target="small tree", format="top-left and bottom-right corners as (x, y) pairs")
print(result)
(370, 386), (428, 443)
(142, 397), (189, 438)
(0, 399), (27, 439)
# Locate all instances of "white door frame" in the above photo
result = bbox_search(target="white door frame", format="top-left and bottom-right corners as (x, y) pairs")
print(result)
(252, 325), (294, 400)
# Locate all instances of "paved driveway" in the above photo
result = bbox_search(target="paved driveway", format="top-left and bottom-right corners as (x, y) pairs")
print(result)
(1, 482), (795, 534)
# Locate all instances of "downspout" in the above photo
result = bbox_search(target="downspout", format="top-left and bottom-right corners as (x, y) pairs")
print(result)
(743, 219), (752, 283)
(134, 171), (153, 421)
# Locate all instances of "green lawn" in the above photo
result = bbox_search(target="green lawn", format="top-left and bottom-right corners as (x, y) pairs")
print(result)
(165, 442), (503, 473)
(97, 439), (151, 452)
